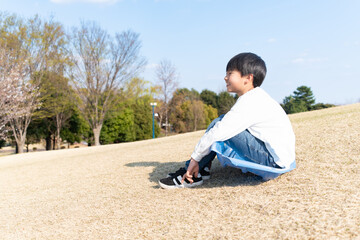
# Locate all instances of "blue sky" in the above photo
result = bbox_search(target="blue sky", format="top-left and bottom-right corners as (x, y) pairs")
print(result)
(1, 0), (359, 104)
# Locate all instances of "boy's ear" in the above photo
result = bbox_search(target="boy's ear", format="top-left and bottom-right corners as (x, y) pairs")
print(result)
(245, 74), (254, 84)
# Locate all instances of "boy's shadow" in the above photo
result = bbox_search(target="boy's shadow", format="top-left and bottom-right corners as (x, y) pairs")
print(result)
(125, 158), (265, 189)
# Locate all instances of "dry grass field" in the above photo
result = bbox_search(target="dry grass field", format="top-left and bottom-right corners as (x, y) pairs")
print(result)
(0, 103), (359, 239)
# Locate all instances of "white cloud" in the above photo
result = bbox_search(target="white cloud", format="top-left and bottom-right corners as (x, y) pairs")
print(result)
(267, 38), (276, 43)
(50, 0), (121, 4)
(291, 57), (328, 64)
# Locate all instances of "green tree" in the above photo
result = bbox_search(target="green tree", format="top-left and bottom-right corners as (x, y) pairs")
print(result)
(282, 95), (308, 114)
(200, 89), (218, 109)
(293, 85), (315, 111)
(100, 108), (136, 144)
(311, 103), (336, 110)
(61, 110), (90, 146)
(36, 71), (76, 149)
(217, 91), (236, 115)
(204, 104), (218, 126)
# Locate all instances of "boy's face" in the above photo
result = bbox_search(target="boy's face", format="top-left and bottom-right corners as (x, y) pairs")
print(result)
(224, 70), (254, 96)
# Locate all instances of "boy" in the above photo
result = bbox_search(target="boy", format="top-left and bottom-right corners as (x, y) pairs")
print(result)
(159, 52), (295, 189)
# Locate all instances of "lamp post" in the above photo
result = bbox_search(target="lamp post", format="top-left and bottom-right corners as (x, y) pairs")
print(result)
(150, 102), (157, 138)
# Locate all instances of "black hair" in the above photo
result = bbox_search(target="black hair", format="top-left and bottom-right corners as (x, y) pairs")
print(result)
(226, 52), (267, 87)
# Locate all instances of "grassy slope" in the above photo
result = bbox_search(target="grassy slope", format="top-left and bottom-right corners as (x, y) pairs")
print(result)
(0, 103), (359, 239)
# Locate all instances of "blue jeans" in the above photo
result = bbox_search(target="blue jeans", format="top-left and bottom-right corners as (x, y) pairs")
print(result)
(185, 114), (280, 171)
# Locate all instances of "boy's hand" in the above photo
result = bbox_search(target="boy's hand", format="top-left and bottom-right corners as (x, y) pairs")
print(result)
(181, 158), (199, 184)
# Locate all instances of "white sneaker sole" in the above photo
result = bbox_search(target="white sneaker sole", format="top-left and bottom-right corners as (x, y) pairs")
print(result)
(158, 179), (204, 190)
(202, 175), (210, 180)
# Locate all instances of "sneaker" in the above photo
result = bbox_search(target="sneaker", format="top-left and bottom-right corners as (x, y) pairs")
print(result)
(167, 167), (211, 180)
(159, 173), (203, 189)
(200, 167), (211, 180)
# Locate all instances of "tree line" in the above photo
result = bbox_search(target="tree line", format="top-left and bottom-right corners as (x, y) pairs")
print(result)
(0, 12), (232, 153)
(0, 12), (335, 154)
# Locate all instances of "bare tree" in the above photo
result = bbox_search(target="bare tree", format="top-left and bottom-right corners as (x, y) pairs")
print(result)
(156, 59), (178, 136)
(70, 22), (146, 146)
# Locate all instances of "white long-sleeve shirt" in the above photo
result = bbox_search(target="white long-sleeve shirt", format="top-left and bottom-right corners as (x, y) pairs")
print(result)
(191, 87), (295, 168)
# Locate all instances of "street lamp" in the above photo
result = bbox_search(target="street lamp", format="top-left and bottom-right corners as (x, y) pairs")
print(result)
(150, 102), (157, 138)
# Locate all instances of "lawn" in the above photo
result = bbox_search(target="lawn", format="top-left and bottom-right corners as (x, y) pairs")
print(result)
(0, 103), (359, 239)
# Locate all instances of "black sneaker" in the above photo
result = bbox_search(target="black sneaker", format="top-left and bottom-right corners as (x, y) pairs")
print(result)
(167, 167), (186, 178)
(159, 173), (203, 189)
(168, 167), (211, 180)
(200, 167), (211, 180)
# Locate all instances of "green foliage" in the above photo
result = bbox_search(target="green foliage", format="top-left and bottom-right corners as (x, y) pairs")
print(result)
(61, 110), (90, 144)
(311, 103), (336, 110)
(204, 104), (218, 126)
(200, 89), (218, 109)
(0, 139), (6, 149)
(293, 85), (315, 111)
(282, 95), (308, 114)
(100, 94), (160, 144)
(282, 85), (335, 114)
(26, 120), (47, 146)
(217, 91), (236, 115)
(100, 108), (136, 144)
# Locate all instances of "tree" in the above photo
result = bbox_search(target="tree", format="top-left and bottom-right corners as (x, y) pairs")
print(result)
(192, 100), (205, 131)
(281, 85), (320, 114)
(156, 59), (178, 136)
(204, 104), (218, 126)
(61, 109), (90, 147)
(281, 95), (307, 114)
(0, 14), (68, 153)
(200, 89), (218, 109)
(0, 14), (41, 153)
(38, 72), (76, 149)
(70, 22), (146, 146)
(100, 108), (136, 144)
(169, 88), (217, 133)
(217, 91), (236, 115)
(311, 103), (336, 110)
(293, 85), (315, 111)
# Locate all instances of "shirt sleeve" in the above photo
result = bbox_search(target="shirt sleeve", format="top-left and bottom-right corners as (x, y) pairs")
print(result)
(191, 97), (257, 161)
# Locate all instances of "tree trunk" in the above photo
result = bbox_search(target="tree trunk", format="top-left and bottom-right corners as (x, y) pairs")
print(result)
(56, 128), (61, 150)
(52, 136), (56, 150)
(165, 109), (168, 136)
(46, 135), (52, 151)
(93, 124), (102, 146)
(194, 117), (197, 131)
(16, 138), (25, 154)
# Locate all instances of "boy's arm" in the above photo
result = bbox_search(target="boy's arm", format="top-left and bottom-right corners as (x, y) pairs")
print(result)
(191, 101), (257, 161)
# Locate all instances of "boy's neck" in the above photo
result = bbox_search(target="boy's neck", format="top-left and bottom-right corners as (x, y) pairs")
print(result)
(236, 86), (255, 97)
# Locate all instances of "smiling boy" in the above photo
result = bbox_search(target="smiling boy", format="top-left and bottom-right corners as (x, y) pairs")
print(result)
(159, 52), (295, 189)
